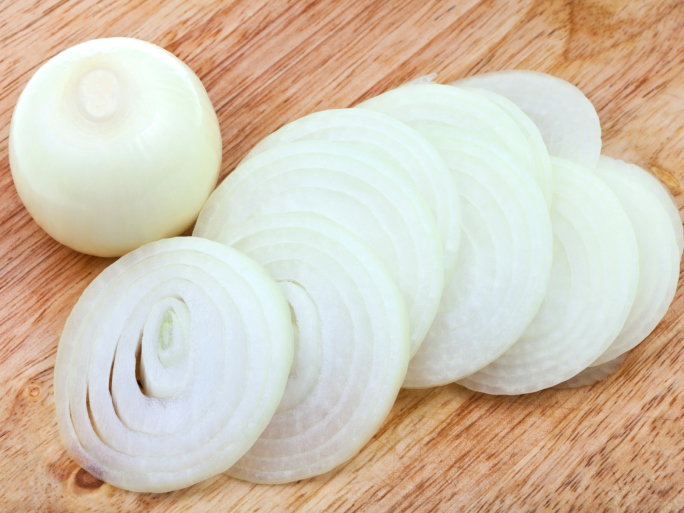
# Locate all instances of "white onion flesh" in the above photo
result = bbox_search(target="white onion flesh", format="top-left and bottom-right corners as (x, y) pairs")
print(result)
(242, 108), (460, 281)
(458, 86), (553, 205)
(630, 164), (683, 257)
(54, 237), (294, 492)
(356, 83), (553, 207)
(212, 213), (409, 483)
(590, 155), (681, 365)
(460, 157), (639, 395)
(401, 126), (552, 387)
(554, 354), (627, 389)
(194, 141), (443, 356)
(452, 71), (601, 169)
(9, 38), (222, 257)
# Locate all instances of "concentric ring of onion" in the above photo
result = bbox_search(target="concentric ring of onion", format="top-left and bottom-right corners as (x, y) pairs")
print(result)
(54, 237), (294, 492)
(242, 108), (460, 281)
(460, 158), (639, 394)
(213, 212), (410, 483)
(453, 70), (601, 169)
(357, 83), (552, 206)
(402, 126), (552, 387)
(194, 141), (443, 356)
(554, 354), (627, 389)
(590, 155), (681, 365)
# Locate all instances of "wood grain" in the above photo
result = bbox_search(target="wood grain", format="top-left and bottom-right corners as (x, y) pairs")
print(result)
(2, 0), (684, 511)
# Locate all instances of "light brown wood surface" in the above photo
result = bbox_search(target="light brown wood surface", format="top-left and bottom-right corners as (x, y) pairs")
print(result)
(2, 0), (684, 511)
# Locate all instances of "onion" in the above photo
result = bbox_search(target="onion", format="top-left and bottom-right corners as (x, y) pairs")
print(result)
(452, 71), (601, 169)
(629, 164), (684, 256)
(53, 237), (294, 492)
(9, 38), (221, 257)
(590, 155), (682, 365)
(460, 157), (639, 395)
(241, 108), (460, 281)
(554, 354), (627, 389)
(458, 86), (553, 205)
(356, 83), (552, 206)
(401, 126), (552, 387)
(194, 141), (443, 356)
(209, 212), (409, 483)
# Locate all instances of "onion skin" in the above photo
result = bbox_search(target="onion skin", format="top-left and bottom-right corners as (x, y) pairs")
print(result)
(9, 38), (222, 257)
(54, 237), (293, 493)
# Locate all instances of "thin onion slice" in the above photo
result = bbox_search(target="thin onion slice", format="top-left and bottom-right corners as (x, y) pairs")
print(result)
(54, 237), (294, 492)
(590, 155), (681, 365)
(212, 213), (409, 483)
(402, 126), (552, 387)
(356, 83), (552, 206)
(458, 86), (553, 205)
(241, 108), (460, 281)
(194, 141), (443, 356)
(554, 354), (627, 389)
(630, 164), (683, 256)
(452, 70), (602, 169)
(460, 157), (639, 394)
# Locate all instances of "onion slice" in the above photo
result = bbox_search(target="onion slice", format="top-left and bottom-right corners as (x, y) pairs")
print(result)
(460, 157), (639, 394)
(212, 213), (409, 483)
(630, 163), (683, 256)
(452, 70), (601, 169)
(457, 87), (553, 205)
(356, 83), (552, 206)
(53, 237), (294, 492)
(590, 155), (681, 365)
(402, 126), (552, 387)
(554, 354), (627, 389)
(241, 108), (460, 281)
(194, 141), (443, 356)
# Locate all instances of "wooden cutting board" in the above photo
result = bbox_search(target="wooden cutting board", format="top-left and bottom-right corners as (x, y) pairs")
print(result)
(2, 0), (684, 511)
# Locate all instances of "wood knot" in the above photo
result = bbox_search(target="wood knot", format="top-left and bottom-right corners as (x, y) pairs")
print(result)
(26, 385), (41, 398)
(74, 468), (104, 490)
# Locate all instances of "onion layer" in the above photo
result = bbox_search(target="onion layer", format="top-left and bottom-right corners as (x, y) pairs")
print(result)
(590, 155), (681, 365)
(194, 141), (443, 356)
(458, 86), (553, 206)
(554, 354), (627, 389)
(626, 161), (684, 256)
(214, 213), (409, 483)
(54, 237), (294, 492)
(356, 83), (552, 206)
(460, 157), (639, 394)
(402, 126), (552, 387)
(242, 108), (460, 281)
(453, 71), (601, 169)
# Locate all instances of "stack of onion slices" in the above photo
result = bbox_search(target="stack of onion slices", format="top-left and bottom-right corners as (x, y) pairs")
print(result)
(51, 67), (681, 492)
